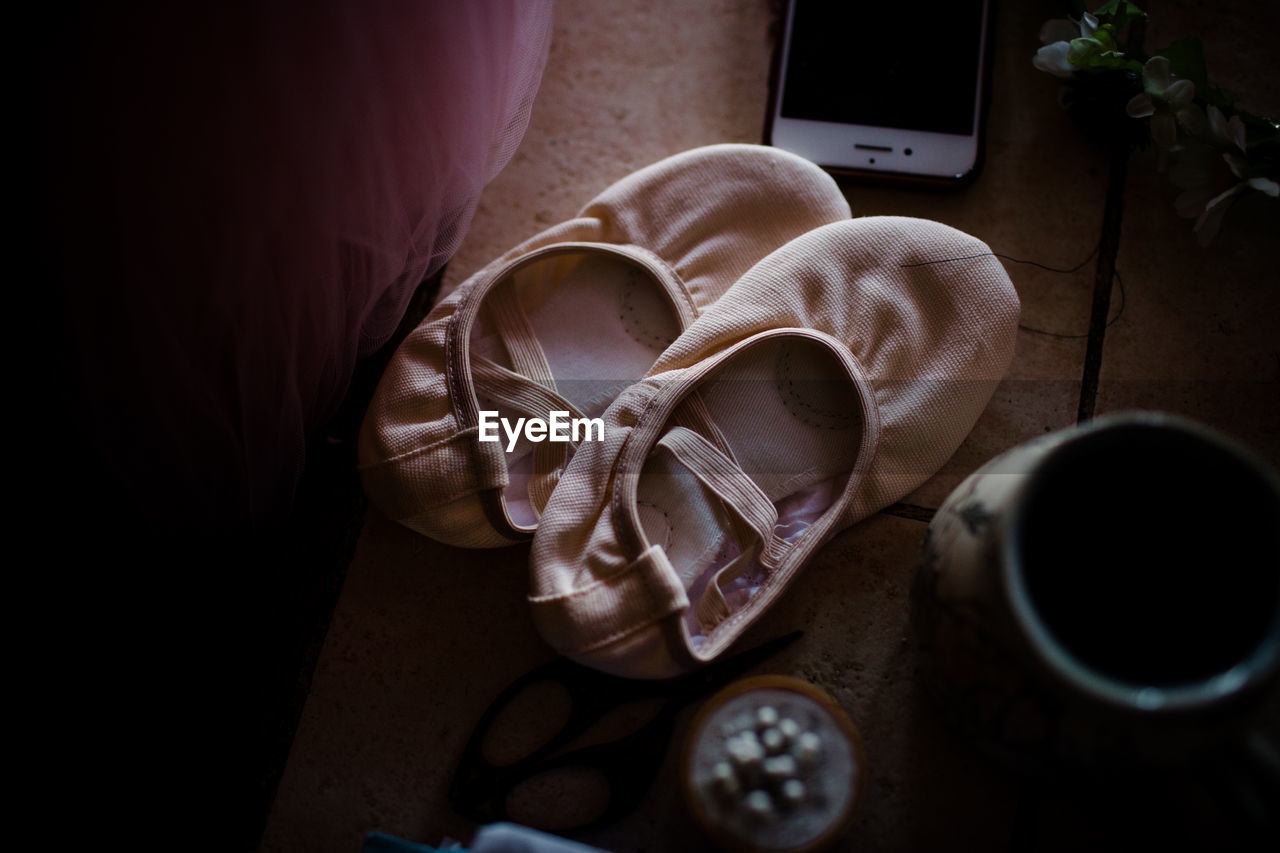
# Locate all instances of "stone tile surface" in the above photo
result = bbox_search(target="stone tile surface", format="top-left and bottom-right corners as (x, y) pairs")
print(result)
(440, 0), (778, 300)
(261, 514), (547, 852)
(263, 512), (1019, 853)
(1095, 168), (1280, 467)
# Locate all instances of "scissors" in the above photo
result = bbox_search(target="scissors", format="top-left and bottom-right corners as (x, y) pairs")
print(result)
(448, 630), (803, 832)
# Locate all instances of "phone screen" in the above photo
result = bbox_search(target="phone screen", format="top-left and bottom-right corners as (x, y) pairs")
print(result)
(779, 0), (985, 136)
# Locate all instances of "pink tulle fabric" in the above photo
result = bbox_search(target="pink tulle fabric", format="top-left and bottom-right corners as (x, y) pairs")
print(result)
(48, 1), (553, 530)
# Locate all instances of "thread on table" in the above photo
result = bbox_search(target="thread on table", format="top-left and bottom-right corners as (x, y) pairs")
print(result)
(900, 241), (1126, 339)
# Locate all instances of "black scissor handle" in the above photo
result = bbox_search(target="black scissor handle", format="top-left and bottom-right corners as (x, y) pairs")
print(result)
(448, 631), (805, 830)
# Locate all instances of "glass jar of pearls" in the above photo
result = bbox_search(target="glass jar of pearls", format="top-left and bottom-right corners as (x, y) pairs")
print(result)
(682, 675), (865, 852)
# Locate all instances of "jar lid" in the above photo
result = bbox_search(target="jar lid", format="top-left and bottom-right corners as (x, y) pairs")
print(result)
(682, 675), (866, 852)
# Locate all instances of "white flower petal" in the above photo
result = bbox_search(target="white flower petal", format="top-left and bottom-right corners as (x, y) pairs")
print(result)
(1195, 183), (1245, 246)
(1033, 42), (1075, 78)
(1126, 93), (1156, 118)
(1080, 13), (1099, 37)
(1176, 104), (1206, 135)
(1175, 187), (1216, 218)
(1246, 177), (1280, 197)
(1039, 19), (1078, 44)
(1194, 207), (1226, 246)
(1205, 183), (1246, 210)
(1143, 56), (1172, 95)
(1152, 113), (1178, 148)
(1224, 152), (1248, 179)
(1207, 105), (1228, 141)
(1165, 79), (1195, 107)
(1227, 115), (1247, 153)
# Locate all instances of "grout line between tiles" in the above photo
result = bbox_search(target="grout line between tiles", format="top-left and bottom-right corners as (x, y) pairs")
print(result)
(1076, 141), (1129, 423)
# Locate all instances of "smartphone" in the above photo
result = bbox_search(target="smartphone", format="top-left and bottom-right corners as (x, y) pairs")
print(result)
(766, 0), (991, 185)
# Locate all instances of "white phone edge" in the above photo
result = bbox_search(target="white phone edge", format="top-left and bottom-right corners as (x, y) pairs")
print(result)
(768, 0), (990, 181)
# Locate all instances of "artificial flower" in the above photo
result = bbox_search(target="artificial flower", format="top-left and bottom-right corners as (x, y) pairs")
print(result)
(1030, 3), (1279, 245)
(1206, 103), (1247, 153)
(1167, 141), (1221, 219)
(1166, 104), (1278, 244)
(1033, 13), (1098, 78)
(1125, 56), (1206, 147)
(1194, 159), (1280, 246)
(1193, 178), (1278, 246)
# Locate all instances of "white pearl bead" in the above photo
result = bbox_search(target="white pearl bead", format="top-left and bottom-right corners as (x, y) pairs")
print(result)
(764, 754), (798, 779)
(743, 789), (774, 820)
(728, 734), (764, 768)
(711, 761), (739, 798)
(761, 727), (785, 753)
(795, 731), (822, 765)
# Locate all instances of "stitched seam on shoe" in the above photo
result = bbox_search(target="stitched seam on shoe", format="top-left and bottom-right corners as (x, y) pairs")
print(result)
(624, 243), (699, 324)
(635, 499), (673, 552)
(618, 269), (676, 349)
(691, 334), (883, 657)
(696, 528), (838, 658)
(775, 345), (856, 430)
(563, 613), (675, 655)
(701, 376), (882, 655)
(357, 427), (479, 470)
(446, 268), (524, 538)
(527, 554), (659, 603)
(454, 241), (689, 542)
(392, 486), (486, 520)
(612, 384), (671, 557)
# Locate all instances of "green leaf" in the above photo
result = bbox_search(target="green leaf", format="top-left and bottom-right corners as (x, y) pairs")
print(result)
(1094, 24), (1119, 52)
(1093, 0), (1147, 30)
(1068, 36), (1143, 73)
(1155, 37), (1209, 96)
(1067, 37), (1102, 66)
